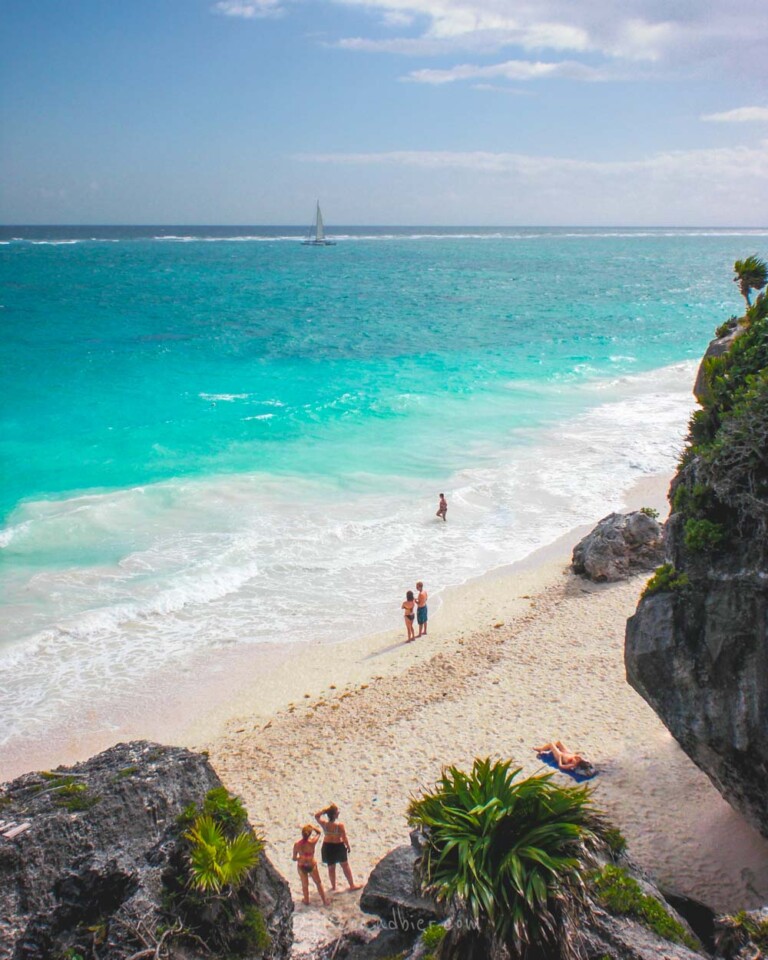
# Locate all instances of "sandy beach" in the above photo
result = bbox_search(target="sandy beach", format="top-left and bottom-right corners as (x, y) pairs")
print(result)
(5, 470), (767, 954)
(193, 473), (768, 952)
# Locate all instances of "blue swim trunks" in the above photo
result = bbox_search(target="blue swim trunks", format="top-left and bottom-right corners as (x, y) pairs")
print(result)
(417, 606), (428, 625)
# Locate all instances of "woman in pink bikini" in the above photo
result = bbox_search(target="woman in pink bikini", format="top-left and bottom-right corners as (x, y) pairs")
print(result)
(292, 824), (329, 906)
(401, 590), (417, 641)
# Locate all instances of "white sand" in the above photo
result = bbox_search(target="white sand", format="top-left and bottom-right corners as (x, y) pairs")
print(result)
(200, 474), (768, 952)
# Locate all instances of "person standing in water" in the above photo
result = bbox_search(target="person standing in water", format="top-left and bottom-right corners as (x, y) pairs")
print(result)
(292, 824), (329, 906)
(416, 581), (428, 637)
(314, 804), (361, 892)
(436, 493), (448, 522)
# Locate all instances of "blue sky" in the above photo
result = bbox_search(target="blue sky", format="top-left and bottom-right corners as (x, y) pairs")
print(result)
(1, 0), (767, 225)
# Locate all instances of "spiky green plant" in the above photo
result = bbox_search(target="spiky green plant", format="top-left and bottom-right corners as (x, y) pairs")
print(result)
(734, 255), (768, 308)
(407, 758), (602, 959)
(185, 814), (262, 894)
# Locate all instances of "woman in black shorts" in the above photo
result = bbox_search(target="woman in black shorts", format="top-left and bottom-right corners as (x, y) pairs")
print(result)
(314, 803), (361, 892)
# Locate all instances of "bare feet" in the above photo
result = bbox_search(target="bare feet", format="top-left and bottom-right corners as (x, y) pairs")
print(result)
(349, 884), (362, 891)
(302, 897), (310, 905)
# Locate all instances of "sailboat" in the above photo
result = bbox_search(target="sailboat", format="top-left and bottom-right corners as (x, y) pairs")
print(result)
(302, 201), (336, 246)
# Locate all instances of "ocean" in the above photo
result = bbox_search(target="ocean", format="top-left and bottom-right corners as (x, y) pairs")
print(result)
(0, 225), (763, 756)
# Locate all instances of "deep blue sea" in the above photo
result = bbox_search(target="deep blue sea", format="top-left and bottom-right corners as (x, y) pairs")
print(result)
(1, 224), (765, 752)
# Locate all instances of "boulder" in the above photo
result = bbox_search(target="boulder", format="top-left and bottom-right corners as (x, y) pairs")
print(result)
(0, 741), (293, 960)
(572, 511), (664, 582)
(359, 842), (444, 932)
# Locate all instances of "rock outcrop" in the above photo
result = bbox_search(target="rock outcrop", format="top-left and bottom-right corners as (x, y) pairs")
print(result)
(626, 302), (768, 838)
(359, 836), (444, 932)
(318, 836), (708, 960)
(572, 511), (664, 582)
(0, 741), (293, 960)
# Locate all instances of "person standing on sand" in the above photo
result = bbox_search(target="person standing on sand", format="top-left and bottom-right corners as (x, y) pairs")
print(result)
(292, 824), (329, 906)
(416, 581), (428, 637)
(436, 493), (448, 522)
(402, 590), (417, 642)
(314, 803), (361, 892)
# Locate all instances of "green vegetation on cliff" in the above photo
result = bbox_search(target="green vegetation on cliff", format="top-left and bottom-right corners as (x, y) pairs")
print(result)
(673, 257), (768, 552)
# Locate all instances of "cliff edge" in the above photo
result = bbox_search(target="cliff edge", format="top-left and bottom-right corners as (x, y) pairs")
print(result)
(626, 284), (768, 838)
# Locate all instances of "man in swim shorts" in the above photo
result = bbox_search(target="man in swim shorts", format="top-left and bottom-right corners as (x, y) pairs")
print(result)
(436, 493), (447, 522)
(416, 581), (428, 637)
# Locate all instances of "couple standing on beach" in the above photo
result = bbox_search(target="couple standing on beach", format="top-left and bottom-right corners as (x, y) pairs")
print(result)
(292, 803), (361, 906)
(402, 581), (428, 642)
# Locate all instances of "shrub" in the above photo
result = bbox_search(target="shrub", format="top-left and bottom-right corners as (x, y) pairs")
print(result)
(591, 865), (698, 950)
(421, 922), (447, 958)
(671, 481), (715, 519)
(715, 318), (738, 338)
(715, 910), (768, 957)
(185, 815), (262, 894)
(240, 905), (271, 953)
(683, 518), (725, 553)
(201, 786), (248, 831)
(639, 506), (659, 520)
(642, 564), (689, 598)
(407, 757), (603, 959)
(602, 826), (627, 858)
(699, 372), (768, 538)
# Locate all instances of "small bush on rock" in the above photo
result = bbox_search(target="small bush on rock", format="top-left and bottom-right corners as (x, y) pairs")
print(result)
(683, 518), (725, 553)
(642, 564), (690, 598)
(590, 865), (699, 950)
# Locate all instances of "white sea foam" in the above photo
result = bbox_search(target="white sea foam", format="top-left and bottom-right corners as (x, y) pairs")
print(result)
(0, 362), (697, 747)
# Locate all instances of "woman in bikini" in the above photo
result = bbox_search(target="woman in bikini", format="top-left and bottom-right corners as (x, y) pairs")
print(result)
(314, 804), (361, 892)
(292, 824), (329, 906)
(402, 590), (417, 642)
(534, 740), (593, 774)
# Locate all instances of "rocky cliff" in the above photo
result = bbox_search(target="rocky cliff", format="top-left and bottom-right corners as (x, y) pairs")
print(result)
(626, 290), (768, 837)
(0, 741), (293, 960)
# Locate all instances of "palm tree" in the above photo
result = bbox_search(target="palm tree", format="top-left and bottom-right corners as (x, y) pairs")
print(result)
(407, 758), (604, 960)
(733, 255), (768, 308)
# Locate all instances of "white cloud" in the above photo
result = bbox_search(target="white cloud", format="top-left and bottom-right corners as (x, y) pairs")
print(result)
(381, 11), (414, 27)
(702, 106), (768, 123)
(292, 142), (768, 223)
(407, 58), (605, 84)
(329, 0), (768, 77)
(297, 142), (768, 187)
(212, 0), (284, 19)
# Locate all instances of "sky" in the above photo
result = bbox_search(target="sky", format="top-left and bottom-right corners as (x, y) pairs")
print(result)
(1, 0), (767, 225)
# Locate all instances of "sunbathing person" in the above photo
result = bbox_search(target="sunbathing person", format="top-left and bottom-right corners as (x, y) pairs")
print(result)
(534, 740), (592, 773)
(292, 824), (329, 906)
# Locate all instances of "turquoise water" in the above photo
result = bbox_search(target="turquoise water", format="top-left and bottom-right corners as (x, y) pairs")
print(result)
(0, 225), (763, 750)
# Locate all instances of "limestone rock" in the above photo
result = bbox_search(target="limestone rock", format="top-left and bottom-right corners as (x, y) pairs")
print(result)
(626, 454), (768, 837)
(692, 320), (741, 404)
(572, 511), (664, 582)
(359, 842), (444, 931)
(0, 741), (293, 960)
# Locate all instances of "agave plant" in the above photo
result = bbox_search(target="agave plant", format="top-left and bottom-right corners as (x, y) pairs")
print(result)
(407, 758), (602, 959)
(185, 814), (262, 894)
(733, 255), (768, 308)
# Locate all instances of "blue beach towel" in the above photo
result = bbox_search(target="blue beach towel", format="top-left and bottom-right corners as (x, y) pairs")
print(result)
(537, 751), (597, 783)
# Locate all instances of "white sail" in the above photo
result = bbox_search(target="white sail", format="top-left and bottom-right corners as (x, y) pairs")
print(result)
(302, 201), (336, 246)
